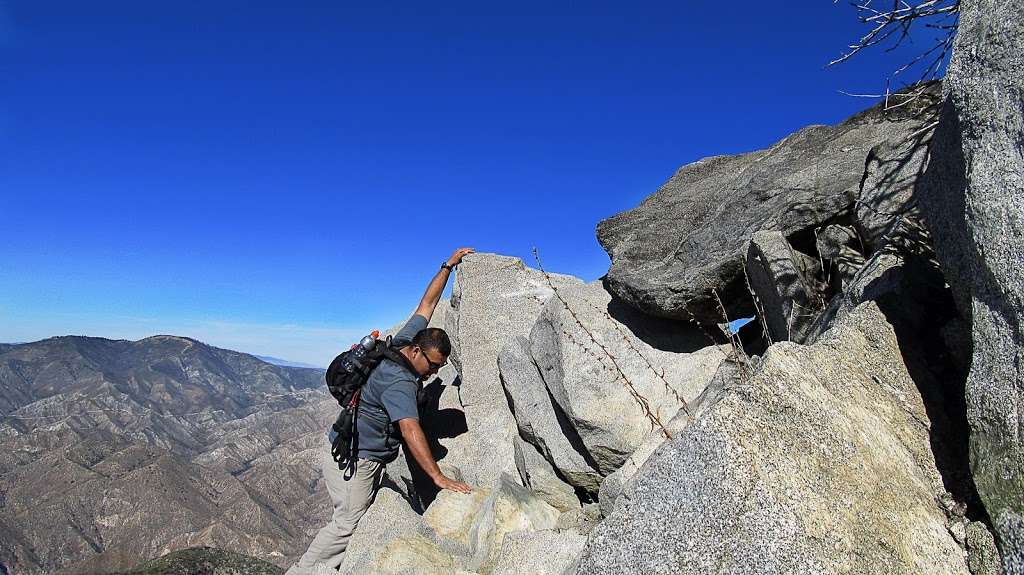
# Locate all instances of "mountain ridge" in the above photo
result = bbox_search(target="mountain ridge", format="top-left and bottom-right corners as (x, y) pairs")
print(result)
(0, 334), (337, 574)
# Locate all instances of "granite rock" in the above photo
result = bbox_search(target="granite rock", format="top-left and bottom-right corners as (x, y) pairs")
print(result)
(491, 529), (587, 575)
(914, 0), (1024, 566)
(597, 86), (940, 324)
(576, 303), (969, 574)
(498, 336), (601, 494)
(597, 357), (743, 518)
(425, 474), (561, 574)
(745, 230), (825, 343)
(336, 489), (436, 575)
(442, 253), (584, 487)
(513, 435), (580, 513)
(529, 281), (726, 474)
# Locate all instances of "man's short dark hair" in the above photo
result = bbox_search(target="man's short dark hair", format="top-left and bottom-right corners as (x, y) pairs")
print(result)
(412, 328), (452, 357)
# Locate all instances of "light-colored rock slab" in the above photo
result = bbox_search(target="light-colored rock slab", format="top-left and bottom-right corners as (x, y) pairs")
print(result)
(577, 302), (970, 574)
(424, 488), (490, 552)
(373, 532), (475, 575)
(491, 529), (588, 575)
(424, 474), (560, 574)
(530, 281), (726, 473)
(513, 435), (580, 513)
(442, 253), (584, 487)
(498, 336), (601, 494)
(466, 475), (560, 573)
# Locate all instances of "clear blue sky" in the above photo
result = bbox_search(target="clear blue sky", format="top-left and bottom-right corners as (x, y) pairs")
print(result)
(0, 1), (945, 365)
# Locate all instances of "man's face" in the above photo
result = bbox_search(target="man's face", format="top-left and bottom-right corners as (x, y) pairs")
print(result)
(414, 345), (448, 378)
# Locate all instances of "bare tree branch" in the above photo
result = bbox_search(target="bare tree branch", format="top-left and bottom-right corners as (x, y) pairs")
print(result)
(831, 0), (959, 101)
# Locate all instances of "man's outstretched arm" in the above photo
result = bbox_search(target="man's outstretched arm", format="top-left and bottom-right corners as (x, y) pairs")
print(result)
(413, 247), (475, 322)
(397, 417), (472, 493)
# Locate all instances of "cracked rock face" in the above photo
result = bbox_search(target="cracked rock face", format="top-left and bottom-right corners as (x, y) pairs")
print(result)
(498, 336), (602, 495)
(512, 435), (580, 512)
(576, 302), (969, 574)
(745, 230), (824, 344)
(338, 476), (560, 575)
(441, 253), (584, 487)
(528, 281), (726, 475)
(915, 0), (1024, 566)
(597, 84), (940, 325)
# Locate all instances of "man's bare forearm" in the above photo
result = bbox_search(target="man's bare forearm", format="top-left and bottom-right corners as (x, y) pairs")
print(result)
(396, 418), (472, 493)
(413, 267), (452, 322)
(413, 248), (474, 321)
(397, 418), (442, 480)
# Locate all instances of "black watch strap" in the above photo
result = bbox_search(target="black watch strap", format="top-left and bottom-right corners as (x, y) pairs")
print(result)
(441, 262), (456, 271)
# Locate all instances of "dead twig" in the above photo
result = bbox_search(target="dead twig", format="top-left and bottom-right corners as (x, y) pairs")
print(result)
(831, 0), (959, 110)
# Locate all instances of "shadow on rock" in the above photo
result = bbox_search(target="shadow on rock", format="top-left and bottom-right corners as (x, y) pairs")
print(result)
(870, 257), (987, 524)
(603, 278), (721, 353)
(387, 374), (468, 513)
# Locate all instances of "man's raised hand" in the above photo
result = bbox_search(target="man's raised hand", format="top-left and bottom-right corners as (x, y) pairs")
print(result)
(447, 247), (475, 268)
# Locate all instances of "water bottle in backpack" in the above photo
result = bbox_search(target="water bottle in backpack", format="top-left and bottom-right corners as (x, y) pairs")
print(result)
(325, 330), (391, 472)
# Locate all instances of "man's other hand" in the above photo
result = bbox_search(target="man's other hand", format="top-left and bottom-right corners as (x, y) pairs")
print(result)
(434, 475), (472, 494)
(447, 247), (475, 267)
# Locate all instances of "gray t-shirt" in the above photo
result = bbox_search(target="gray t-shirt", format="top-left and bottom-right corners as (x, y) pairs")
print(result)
(349, 314), (426, 463)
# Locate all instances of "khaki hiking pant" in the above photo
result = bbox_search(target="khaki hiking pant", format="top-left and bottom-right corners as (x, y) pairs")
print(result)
(294, 451), (385, 572)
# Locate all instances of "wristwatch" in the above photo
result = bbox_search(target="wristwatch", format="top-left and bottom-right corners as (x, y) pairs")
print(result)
(441, 262), (456, 271)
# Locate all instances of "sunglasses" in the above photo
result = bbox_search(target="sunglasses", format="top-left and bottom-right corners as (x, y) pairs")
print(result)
(418, 346), (447, 371)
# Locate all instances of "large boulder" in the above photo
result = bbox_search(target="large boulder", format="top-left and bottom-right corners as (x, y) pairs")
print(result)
(915, 0), (1024, 566)
(424, 474), (561, 574)
(597, 357), (743, 518)
(597, 84), (940, 325)
(441, 253), (584, 487)
(512, 435), (580, 513)
(744, 230), (825, 343)
(498, 336), (602, 494)
(339, 476), (560, 575)
(491, 529), (588, 575)
(529, 280), (726, 474)
(576, 302), (970, 574)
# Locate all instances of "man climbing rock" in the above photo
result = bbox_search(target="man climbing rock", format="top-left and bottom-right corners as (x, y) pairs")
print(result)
(289, 247), (475, 574)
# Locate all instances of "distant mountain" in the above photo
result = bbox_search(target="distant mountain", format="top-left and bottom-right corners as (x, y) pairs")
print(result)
(0, 335), (339, 574)
(113, 546), (283, 575)
(255, 355), (322, 370)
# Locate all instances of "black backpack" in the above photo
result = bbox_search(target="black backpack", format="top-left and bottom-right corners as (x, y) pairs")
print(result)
(325, 335), (394, 472)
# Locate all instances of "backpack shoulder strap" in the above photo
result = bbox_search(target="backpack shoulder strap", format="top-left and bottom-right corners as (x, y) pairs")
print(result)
(383, 347), (419, 379)
(382, 347), (427, 411)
